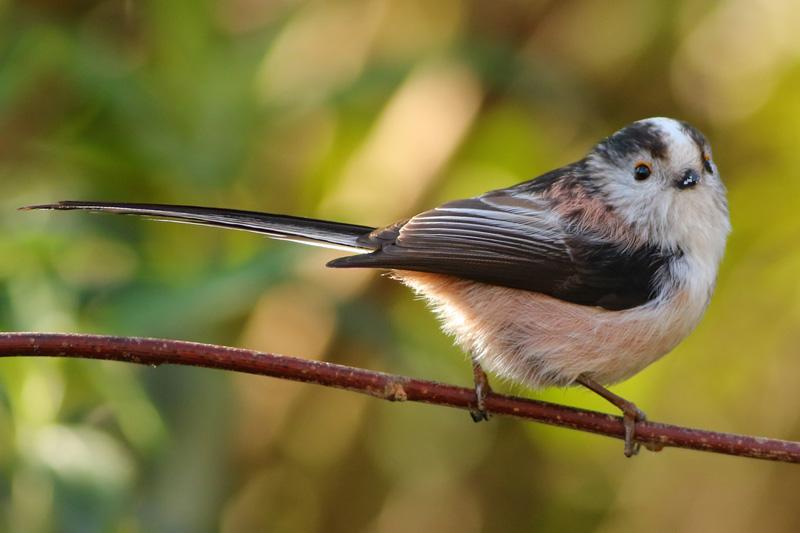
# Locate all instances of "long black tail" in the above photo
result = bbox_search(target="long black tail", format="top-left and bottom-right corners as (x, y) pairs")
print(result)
(20, 201), (379, 252)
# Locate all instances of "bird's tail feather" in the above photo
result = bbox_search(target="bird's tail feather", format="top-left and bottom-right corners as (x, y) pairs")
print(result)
(20, 201), (378, 252)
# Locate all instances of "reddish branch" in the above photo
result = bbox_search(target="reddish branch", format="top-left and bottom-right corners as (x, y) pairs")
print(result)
(1, 332), (797, 463)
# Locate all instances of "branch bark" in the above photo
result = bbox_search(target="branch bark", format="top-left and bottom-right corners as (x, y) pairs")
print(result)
(1, 332), (797, 463)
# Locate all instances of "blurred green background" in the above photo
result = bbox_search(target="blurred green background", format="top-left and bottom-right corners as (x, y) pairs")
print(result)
(3, 0), (800, 531)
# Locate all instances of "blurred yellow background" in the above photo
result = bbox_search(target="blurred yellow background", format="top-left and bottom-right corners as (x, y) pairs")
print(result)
(3, 0), (800, 531)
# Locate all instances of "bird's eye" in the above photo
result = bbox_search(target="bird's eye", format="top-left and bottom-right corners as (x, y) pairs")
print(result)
(634, 162), (652, 181)
(702, 153), (713, 173)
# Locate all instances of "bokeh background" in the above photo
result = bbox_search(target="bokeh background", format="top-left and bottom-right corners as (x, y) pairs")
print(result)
(2, 0), (800, 531)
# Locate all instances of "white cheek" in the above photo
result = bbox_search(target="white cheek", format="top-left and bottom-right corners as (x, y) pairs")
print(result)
(600, 164), (728, 260)
(597, 173), (671, 240)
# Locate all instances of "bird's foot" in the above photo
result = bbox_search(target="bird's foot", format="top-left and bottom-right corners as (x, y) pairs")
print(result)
(576, 374), (661, 457)
(470, 358), (493, 422)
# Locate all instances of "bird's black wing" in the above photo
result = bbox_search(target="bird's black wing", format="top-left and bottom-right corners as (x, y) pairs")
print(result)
(327, 192), (669, 310)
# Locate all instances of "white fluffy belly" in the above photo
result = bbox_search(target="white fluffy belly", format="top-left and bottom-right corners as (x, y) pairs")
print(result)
(396, 270), (709, 389)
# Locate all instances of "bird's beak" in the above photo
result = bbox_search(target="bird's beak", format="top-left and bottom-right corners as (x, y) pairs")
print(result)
(676, 168), (700, 190)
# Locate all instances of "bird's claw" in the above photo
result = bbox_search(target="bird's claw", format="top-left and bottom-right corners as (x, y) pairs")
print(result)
(470, 358), (492, 422)
(622, 408), (646, 457)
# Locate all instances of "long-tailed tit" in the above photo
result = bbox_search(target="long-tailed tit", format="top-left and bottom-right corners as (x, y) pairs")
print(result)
(22, 117), (730, 456)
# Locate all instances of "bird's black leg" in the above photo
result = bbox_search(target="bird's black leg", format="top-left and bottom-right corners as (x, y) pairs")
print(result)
(470, 357), (493, 422)
(575, 374), (654, 457)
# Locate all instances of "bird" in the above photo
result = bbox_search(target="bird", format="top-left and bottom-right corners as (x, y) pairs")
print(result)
(21, 117), (730, 456)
